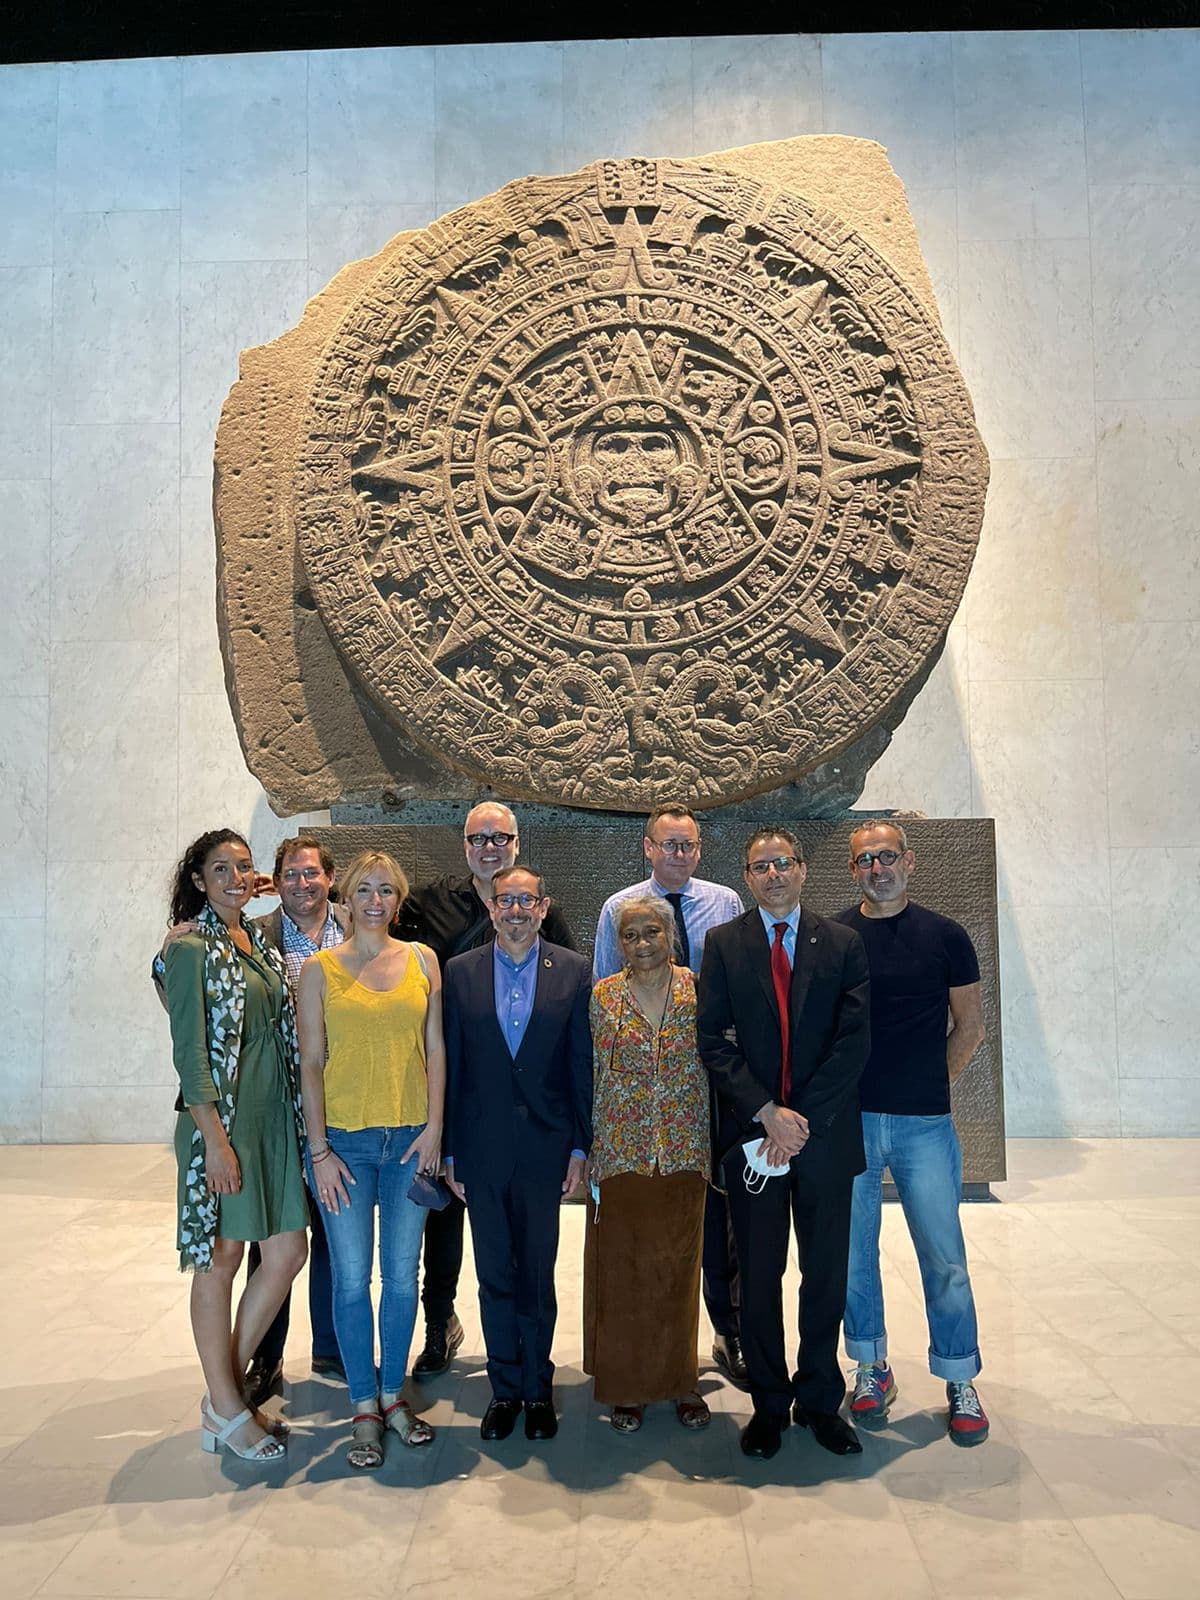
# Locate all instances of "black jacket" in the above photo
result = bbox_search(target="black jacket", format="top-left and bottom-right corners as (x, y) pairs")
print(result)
(696, 905), (871, 1180)
(443, 939), (592, 1188)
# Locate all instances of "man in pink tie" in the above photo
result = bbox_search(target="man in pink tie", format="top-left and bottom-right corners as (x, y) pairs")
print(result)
(696, 828), (871, 1462)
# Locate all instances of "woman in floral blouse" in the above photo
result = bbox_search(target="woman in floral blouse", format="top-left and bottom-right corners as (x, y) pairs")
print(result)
(583, 896), (711, 1432)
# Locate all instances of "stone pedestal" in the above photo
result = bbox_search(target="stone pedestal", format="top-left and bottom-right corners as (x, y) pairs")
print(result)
(312, 810), (1005, 1188)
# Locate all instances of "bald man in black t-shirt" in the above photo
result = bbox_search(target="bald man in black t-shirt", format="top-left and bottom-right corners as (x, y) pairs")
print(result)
(834, 820), (990, 1447)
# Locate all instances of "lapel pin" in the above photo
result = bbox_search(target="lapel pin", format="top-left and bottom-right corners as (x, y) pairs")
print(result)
(810, 936), (817, 943)
(543, 958), (552, 968)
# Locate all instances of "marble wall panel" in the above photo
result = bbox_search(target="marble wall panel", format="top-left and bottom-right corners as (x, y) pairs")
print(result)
(178, 477), (225, 698)
(307, 47), (435, 209)
(51, 211), (180, 427)
(562, 38), (694, 169)
(0, 925), (46, 1142)
(821, 32), (955, 191)
(43, 860), (179, 1090)
(433, 43), (564, 217)
(56, 58), (181, 214)
(1097, 400), (1200, 626)
(1103, 623), (1200, 845)
(0, 65), (57, 267)
(970, 679), (1109, 906)
(0, 482), (50, 696)
(41, 1086), (177, 1144)
(50, 425), (179, 644)
(903, 186), (960, 350)
(176, 692), (262, 852)
(855, 627), (972, 819)
(0, 850), (45, 921)
(690, 34), (822, 151)
(1110, 848), (1198, 1083)
(0, 266), (51, 479)
(1081, 29), (1200, 187)
(966, 457), (1103, 681)
(1091, 183), (1200, 402)
(0, 32), (1197, 1141)
(998, 903), (1120, 1136)
(953, 31), (1088, 241)
(958, 238), (1094, 459)
(0, 698), (49, 857)
(180, 260), (308, 479)
(307, 203), (434, 297)
(1118, 1078), (1200, 1139)
(181, 53), (307, 261)
(47, 641), (178, 862)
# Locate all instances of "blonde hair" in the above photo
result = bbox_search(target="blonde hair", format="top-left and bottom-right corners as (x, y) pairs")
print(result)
(338, 851), (409, 924)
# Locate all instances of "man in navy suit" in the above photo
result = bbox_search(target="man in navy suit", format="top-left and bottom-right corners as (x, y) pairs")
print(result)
(697, 827), (871, 1462)
(443, 864), (592, 1442)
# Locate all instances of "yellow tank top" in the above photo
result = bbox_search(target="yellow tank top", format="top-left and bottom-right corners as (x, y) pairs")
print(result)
(317, 945), (430, 1132)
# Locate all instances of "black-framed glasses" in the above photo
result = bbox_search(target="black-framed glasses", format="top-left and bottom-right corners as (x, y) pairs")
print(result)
(746, 856), (800, 877)
(491, 892), (543, 909)
(465, 832), (516, 848)
(852, 849), (902, 868)
(648, 838), (699, 856)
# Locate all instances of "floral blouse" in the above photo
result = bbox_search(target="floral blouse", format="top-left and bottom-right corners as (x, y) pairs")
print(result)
(589, 967), (710, 1184)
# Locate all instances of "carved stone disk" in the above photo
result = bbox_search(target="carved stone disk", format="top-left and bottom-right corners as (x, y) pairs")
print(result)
(294, 157), (986, 810)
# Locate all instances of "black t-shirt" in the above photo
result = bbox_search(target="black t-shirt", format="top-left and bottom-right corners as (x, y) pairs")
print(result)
(832, 900), (980, 1115)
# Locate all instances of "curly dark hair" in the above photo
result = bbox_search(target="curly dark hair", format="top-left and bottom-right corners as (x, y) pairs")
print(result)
(169, 829), (251, 925)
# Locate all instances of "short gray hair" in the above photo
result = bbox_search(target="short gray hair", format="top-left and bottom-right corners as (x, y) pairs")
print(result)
(848, 818), (909, 857)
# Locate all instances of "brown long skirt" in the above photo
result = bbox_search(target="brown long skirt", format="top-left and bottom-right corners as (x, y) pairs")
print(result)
(583, 1169), (706, 1406)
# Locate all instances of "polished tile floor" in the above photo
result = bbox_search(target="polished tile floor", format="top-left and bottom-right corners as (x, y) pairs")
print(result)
(2, 1140), (1198, 1600)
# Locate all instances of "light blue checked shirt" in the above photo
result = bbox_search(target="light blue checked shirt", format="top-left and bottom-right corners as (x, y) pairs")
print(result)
(280, 906), (344, 991)
(592, 873), (744, 982)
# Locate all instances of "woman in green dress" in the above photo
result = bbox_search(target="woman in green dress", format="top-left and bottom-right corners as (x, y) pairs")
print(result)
(163, 829), (308, 1462)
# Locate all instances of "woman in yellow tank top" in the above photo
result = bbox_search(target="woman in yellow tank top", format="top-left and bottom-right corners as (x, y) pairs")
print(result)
(297, 851), (446, 1468)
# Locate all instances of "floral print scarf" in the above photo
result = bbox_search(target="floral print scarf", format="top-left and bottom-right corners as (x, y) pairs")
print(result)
(177, 904), (306, 1272)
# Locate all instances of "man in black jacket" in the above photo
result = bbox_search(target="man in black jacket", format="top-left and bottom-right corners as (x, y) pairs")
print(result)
(396, 801), (578, 1379)
(697, 827), (870, 1461)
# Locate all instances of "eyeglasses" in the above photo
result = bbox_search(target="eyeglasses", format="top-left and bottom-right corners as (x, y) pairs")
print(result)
(619, 926), (667, 944)
(648, 839), (699, 856)
(465, 832), (516, 848)
(851, 849), (902, 868)
(746, 856), (801, 877)
(491, 892), (543, 909)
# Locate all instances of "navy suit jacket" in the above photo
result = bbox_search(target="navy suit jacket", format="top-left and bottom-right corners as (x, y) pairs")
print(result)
(443, 939), (593, 1189)
(696, 905), (871, 1182)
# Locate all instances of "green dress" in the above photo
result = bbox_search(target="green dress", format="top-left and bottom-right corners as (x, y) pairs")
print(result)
(165, 933), (307, 1243)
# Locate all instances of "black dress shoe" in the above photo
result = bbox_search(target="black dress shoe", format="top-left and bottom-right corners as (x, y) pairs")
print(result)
(480, 1398), (522, 1440)
(793, 1405), (863, 1456)
(712, 1332), (749, 1387)
(412, 1313), (464, 1379)
(740, 1409), (789, 1459)
(244, 1355), (284, 1409)
(310, 1353), (346, 1382)
(524, 1400), (558, 1440)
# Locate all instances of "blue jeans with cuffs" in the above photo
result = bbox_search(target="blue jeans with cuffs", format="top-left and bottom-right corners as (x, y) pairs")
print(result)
(844, 1112), (982, 1383)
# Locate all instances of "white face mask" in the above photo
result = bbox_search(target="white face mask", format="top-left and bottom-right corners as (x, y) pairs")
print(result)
(741, 1137), (790, 1194)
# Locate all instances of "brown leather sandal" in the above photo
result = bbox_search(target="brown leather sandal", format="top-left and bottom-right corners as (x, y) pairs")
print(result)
(675, 1393), (712, 1429)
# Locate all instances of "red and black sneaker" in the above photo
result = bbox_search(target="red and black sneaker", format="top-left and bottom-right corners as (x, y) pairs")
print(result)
(849, 1363), (897, 1423)
(946, 1381), (989, 1446)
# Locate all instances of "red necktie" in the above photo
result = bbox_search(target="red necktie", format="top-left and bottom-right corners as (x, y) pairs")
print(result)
(771, 921), (791, 1103)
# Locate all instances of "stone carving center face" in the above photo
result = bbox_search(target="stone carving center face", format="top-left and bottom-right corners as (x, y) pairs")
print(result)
(295, 159), (985, 809)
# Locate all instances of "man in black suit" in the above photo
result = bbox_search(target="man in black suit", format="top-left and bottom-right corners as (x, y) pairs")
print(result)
(697, 827), (870, 1461)
(443, 865), (592, 1443)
